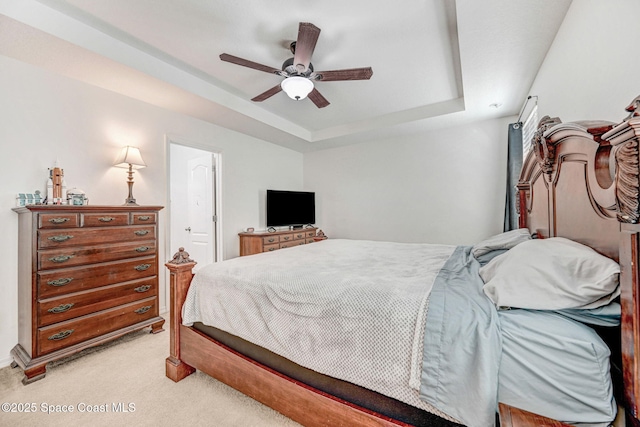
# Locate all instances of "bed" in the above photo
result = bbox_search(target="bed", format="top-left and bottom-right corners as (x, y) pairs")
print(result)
(165, 95), (640, 427)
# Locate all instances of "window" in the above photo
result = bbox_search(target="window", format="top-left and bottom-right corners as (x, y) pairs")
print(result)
(521, 104), (538, 161)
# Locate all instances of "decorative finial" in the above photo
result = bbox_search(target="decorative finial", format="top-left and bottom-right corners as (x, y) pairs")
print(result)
(168, 247), (196, 265)
(625, 94), (640, 120)
(531, 115), (562, 181)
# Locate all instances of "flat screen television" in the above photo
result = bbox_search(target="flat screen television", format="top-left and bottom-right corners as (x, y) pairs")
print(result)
(266, 190), (315, 228)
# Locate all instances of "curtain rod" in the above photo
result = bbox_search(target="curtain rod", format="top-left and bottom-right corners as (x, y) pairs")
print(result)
(516, 95), (538, 124)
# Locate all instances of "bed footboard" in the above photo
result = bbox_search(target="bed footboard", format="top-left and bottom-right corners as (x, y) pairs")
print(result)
(165, 247), (196, 382)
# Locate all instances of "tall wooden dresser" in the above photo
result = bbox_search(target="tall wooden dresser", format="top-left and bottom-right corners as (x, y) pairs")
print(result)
(11, 205), (165, 384)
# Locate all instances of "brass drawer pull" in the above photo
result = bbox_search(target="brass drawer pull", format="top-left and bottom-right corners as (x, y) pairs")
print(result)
(283, 236), (291, 241)
(267, 238), (276, 243)
(48, 235), (73, 243)
(48, 303), (74, 313)
(49, 255), (74, 263)
(47, 278), (73, 287)
(296, 234), (303, 238)
(48, 330), (74, 341)
(49, 217), (70, 224)
(134, 230), (149, 236)
(135, 246), (150, 252)
(98, 216), (115, 222)
(137, 216), (151, 221)
(134, 285), (151, 293)
(134, 306), (152, 314)
(268, 247), (276, 251)
(134, 264), (151, 271)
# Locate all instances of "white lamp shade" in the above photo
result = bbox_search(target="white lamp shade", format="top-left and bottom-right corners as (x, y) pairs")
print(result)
(114, 146), (146, 169)
(281, 76), (314, 100)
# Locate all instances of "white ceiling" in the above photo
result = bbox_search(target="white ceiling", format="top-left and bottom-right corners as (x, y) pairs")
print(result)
(0, 0), (572, 152)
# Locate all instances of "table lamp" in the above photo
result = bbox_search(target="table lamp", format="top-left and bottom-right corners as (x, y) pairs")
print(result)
(114, 146), (146, 206)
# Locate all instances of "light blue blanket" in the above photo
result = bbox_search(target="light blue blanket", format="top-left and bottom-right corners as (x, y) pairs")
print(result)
(420, 246), (501, 427)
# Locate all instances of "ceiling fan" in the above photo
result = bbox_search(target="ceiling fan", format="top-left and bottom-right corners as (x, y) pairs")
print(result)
(220, 22), (373, 108)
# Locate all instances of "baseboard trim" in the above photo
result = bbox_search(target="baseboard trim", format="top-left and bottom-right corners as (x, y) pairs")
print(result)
(0, 354), (13, 368)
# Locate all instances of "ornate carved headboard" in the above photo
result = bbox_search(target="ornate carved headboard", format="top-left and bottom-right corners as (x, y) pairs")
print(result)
(517, 97), (640, 425)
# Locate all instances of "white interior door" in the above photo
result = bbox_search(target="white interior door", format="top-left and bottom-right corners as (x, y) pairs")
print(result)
(169, 141), (220, 274)
(186, 154), (215, 269)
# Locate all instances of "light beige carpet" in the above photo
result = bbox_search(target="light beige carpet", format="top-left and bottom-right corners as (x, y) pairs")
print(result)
(0, 322), (301, 427)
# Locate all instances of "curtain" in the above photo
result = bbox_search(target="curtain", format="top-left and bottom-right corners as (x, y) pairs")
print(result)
(503, 123), (523, 231)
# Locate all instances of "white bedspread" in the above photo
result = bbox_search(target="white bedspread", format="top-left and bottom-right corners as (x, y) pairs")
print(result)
(182, 239), (456, 419)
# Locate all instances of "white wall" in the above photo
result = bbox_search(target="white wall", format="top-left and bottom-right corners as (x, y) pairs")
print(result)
(529, 0), (640, 124)
(304, 0), (640, 248)
(304, 117), (513, 246)
(0, 55), (303, 367)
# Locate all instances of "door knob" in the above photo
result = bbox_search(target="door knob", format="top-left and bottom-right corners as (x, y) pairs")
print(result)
(185, 227), (191, 232)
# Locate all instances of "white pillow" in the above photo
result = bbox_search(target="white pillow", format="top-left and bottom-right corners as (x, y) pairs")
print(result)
(480, 237), (620, 310)
(471, 228), (531, 258)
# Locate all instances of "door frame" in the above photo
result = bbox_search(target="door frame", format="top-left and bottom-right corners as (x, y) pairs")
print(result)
(165, 134), (223, 286)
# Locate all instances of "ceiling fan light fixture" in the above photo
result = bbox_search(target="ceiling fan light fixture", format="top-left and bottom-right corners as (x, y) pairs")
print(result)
(219, 22), (372, 108)
(281, 76), (314, 101)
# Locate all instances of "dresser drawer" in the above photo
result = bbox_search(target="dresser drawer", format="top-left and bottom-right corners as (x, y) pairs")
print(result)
(39, 213), (79, 229)
(37, 297), (158, 355)
(280, 240), (305, 249)
(38, 277), (157, 326)
(263, 243), (280, 253)
(38, 225), (156, 249)
(305, 230), (316, 238)
(82, 213), (129, 227)
(306, 238), (315, 244)
(38, 241), (156, 270)
(280, 233), (295, 242)
(132, 212), (157, 225)
(292, 231), (306, 240)
(38, 257), (157, 299)
(262, 235), (280, 245)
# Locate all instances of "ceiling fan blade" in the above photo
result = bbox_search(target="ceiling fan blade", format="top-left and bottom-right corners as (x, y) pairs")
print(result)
(293, 22), (321, 73)
(220, 53), (281, 75)
(307, 88), (330, 108)
(314, 67), (373, 82)
(251, 84), (283, 102)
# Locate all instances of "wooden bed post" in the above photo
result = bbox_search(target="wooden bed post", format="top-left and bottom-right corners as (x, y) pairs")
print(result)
(619, 225), (640, 425)
(604, 115), (640, 426)
(165, 247), (197, 382)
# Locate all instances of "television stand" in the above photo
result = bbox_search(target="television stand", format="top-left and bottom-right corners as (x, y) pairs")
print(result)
(239, 227), (318, 256)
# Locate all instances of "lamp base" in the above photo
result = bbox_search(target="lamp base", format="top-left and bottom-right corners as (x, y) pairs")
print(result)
(123, 168), (140, 206)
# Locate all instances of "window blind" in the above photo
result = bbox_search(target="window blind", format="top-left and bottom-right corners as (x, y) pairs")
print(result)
(521, 105), (538, 161)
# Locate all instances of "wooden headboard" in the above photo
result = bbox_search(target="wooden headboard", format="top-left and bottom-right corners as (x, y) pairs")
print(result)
(517, 97), (640, 425)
